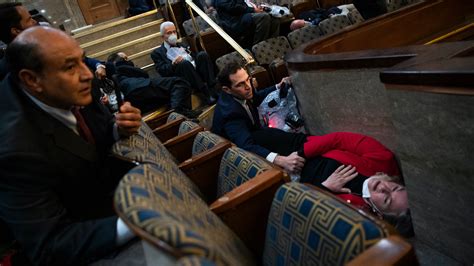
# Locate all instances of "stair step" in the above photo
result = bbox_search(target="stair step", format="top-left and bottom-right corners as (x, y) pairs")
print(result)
(128, 46), (159, 69)
(81, 20), (163, 55)
(88, 33), (163, 62)
(73, 9), (160, 44)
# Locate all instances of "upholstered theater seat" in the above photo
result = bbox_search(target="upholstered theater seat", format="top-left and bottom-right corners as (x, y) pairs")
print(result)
(112, 122), (178, 165)
(153, 112), (187, 142)
(287, 25), (322, 49)
(262, 183), (416, 265)
(251, 36), (292, 83)
(319, 15), (352, 35)
(347, 8), (365, 25)
(114, 164), (256, 265)
(163, 121), (204, 162)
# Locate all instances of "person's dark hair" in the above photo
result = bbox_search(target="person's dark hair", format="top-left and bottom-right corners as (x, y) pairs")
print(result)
(107, 52), (123, 63)
(5, 38), (44, 81)
(217, 60), (244, 89)
(0, 3), (23, 44)
(384, 209), (415, 238)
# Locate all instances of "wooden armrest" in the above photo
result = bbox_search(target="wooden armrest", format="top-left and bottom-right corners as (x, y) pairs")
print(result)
(153, 118), (185, 142)
(347, 235), (418, 266)
(164, 127), (204, 163)
(209, 168), (289, 258)
(178, 142), (232, 202)
(143, 109), (173, 130)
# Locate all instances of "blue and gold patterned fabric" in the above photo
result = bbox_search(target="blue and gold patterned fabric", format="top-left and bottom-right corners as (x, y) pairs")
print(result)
(115, 164), (256, 266)
(167, 112), (186, 123)
(216, 147), (273, 197)
(111, 122), (178, 165)
(177, 256), (217, 266)
(263, 183), (388, 266)
(191, 131), (227, 156)
(178, 120), (200, 135)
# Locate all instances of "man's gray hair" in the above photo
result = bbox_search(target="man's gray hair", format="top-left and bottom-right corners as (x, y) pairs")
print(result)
(160, 21), (175, 35)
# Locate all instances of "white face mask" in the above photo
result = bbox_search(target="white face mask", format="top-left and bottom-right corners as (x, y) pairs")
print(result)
(362, 178), (371, 198)
(167, 33), (178, 46)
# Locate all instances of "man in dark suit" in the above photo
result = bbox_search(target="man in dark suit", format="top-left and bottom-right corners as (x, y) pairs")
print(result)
(150, 21), (217, 105)
(212, 61), (305, 174)
(0, 26), (142, 265)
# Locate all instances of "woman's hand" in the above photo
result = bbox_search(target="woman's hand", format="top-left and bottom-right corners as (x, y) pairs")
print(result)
(322, 165), (358, 193)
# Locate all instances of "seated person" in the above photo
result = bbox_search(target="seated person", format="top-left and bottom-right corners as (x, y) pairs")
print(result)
(0, 26), (143, 264)
(107, 52), (201, 118)
(212, 61), (306, 174)
(151, 21), (217, 105)
(128, 0), (152, 16)
(213, 0), (280, 45)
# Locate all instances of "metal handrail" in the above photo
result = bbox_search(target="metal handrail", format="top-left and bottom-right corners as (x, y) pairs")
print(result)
(184, 0), (255, 65)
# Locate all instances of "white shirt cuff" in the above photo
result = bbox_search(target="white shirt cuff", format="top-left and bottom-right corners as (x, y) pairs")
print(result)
(116, 218), (135, 246)
(266, 152), (278, 163)
(96, 63), (106, 70)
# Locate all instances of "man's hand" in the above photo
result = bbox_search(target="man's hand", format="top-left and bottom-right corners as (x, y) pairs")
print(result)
(274, 151), (305, 174)
(322, 165), (358, 193)
(115, 102), (141, 137)
(278, 76), (291, 88)
(172, 56), (184, 65)
(95, 66), (107, 79)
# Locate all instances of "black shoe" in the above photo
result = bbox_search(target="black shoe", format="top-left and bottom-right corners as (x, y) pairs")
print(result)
(176, 108), (203, 119)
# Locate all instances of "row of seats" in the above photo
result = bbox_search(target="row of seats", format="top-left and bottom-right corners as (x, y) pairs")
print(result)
(110, 111), (417, 264)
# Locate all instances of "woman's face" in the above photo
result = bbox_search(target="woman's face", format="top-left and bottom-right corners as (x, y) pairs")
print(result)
(368, 177), (409, 215)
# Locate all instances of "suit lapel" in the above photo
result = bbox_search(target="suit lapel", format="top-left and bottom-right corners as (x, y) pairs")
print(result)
(24, 97), (99, 162)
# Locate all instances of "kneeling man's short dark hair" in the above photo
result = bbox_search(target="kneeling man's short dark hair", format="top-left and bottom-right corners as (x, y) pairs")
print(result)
(217, 61), (244, 89)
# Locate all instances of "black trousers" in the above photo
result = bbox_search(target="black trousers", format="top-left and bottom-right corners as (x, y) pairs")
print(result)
(174, 52), (217, 99)
(125, 77), (191, 114)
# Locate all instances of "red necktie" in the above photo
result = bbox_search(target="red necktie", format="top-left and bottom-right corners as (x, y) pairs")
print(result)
(72, 107), (95, 145)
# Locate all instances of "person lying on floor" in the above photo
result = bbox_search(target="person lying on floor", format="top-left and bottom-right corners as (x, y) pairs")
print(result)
(106, 51), (201, 118)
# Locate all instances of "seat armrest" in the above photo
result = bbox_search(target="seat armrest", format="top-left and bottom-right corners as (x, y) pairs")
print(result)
(143, 109), (173, 130)
(209, 168), (289, 258)
(347, 235), (418, 266)
(153, 118), (185, 142)
(178, 142), (232, 202)
(164, 127), (204, 163)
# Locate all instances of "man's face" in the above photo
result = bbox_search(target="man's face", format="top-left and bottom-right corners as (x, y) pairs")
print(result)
(163, 24), (177, 43)
(32, 32), (94, 109)
(225, 68), (253, 100)
(14, 6), (38, 32)
(368, 177), (409, 216)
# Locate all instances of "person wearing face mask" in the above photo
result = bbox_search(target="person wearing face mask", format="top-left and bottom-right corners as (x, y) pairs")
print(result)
(107, 52), (201, 118)
(151, 21), (218, 106)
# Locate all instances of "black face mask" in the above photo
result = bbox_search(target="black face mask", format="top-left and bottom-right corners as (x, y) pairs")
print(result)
(115, 60), (135, 67)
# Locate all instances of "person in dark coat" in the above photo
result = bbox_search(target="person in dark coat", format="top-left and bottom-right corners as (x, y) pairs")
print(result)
(151, 21), (218, 105)
(0, 26), (143, 265)
(107, 52), (201, 117)
(213, 0), (279, 45)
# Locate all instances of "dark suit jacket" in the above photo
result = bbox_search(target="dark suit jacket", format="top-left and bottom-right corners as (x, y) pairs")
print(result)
(150, 43), (192, 77)
(0, 75), (121, 265)
(211, 86), (276, 158)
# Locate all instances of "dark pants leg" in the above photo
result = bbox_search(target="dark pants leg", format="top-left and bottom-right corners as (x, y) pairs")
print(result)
(125, 77), (191, 113)
(149, 77), (192, 110)
(251, 13), (272, 44)
(174, 60), (205, 92)
(195, 51), (217, 96)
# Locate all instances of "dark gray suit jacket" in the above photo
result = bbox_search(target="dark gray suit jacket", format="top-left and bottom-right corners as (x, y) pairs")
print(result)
(0, 75), (122, 265)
